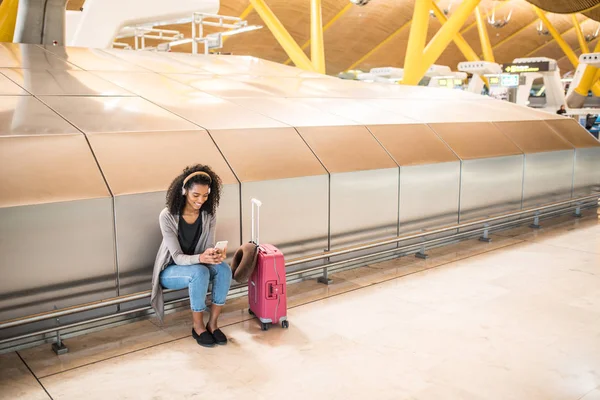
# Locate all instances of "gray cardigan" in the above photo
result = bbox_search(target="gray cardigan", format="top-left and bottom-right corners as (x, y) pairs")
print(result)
(151, 208), (217, 323)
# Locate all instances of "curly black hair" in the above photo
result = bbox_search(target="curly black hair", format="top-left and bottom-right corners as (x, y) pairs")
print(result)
(166, 164), (222, 215)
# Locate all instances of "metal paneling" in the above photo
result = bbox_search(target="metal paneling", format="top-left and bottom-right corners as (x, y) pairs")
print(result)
(330, 169), (399, 250)
(115, 184), (241, 299)
(0, 43), (78, 70)
(573, 147), (600, 196)
(40, 46), (148, 72)
(0, 199), (117, 338)
(0, 69), (133, 96)
(40, 96), (198, 133)
(0, 74), (27, 95)
(241, 176), (329, 260)
(522, 150), (575, 208)
(399, 161), (461, 234)
(460, 155), (524, 222)
(0, 96), (80, 137)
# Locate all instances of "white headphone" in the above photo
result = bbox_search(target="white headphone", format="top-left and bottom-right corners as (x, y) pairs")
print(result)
(181, 171), (212, 196)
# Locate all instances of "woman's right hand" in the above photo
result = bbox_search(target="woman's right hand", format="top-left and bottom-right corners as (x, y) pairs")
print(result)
(199, 248), (220, 264)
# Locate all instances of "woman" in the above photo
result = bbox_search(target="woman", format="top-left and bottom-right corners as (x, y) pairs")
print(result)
(151, 165), (232, 348)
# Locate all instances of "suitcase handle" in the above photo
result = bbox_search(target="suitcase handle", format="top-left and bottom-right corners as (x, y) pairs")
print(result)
(251, 198), (262, 246)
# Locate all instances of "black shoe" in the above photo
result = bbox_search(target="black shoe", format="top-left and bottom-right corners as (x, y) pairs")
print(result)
(206, 324), (228, 345)
(192, 328), (216, 348)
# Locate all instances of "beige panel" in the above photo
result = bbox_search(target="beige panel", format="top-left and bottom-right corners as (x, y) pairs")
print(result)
(209, 128), (326, 182)
(165, 74), (281, 97)
(0, 43), (78, 70)
(91, 71), (213, 99)
(296, 126), (397, 173)
(40, 46), (148, 72)
(87, 130), (237, 195)
(0, 73), (27, 95)
(103, 49), (206, 74)
(0, 96), (80, 136)
(296, 98), (418, 125)
(430, 122), (523, 160)
(229, 98), (356, 127)
(0, 135), (110, 207)
(545, 119), (600, 148)
(368, 124), (459, 166)
(494, 121), (574, 154)
(40, 96), (198, 133)
(0, 69), (133, 96)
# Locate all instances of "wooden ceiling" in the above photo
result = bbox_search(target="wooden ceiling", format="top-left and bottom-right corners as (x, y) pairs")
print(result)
(66, 0), (600, 76)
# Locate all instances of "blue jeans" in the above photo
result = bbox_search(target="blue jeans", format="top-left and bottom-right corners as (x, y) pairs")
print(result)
(159, 262), (232, 313)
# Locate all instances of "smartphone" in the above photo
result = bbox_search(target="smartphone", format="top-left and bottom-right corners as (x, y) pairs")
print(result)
(215, 241), (228, 252)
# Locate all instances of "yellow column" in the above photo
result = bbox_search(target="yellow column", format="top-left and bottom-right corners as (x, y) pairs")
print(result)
(284, 3), (352, 66)
(404, 0), (481, 85)
(310, 0), (326, 74)
(591, 69), (600, 97)
(402, 0), (432, 85)
(533, 7), (579, 68)
(475, 6), (495, 62)
(0, 0), (19, 42)
(431, 2), (480, 62)
(571, 14), (590, 54)
(249, 0), (316, 72)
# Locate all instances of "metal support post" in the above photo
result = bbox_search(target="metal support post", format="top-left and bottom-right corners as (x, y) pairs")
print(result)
(574, 204), (582, 218)
(310, 0), (326, 74)
(479, 224), (492, 242)
(249, 0), (317, 72)
(51, 307), (68, 355)
(530, 212), (542, 229)
(533, 7), (578, 68)
(475, 6), (495, 62)
(317, 263), (332, 285)
(415, 245), (429, 259)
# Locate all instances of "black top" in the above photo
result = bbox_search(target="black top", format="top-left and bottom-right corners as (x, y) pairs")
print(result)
(178, 214), (203, 255)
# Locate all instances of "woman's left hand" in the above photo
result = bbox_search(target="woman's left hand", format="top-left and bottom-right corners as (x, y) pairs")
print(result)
(215, 248), (227, 263)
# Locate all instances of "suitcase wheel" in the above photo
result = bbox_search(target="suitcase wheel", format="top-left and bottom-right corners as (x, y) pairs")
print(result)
(248, 308), (254, 316)
(281, 320), (289, 329)
(261, 322), (270, 331)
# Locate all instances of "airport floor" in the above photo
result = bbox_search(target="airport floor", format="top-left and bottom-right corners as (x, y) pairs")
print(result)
(1, 209), (599, 400)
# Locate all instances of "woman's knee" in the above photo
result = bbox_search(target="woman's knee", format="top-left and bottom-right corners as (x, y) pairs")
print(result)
(215, 262), (232, 280)
(189, 264), (210, 282)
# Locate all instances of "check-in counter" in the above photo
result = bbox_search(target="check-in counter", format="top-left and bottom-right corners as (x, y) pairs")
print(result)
(495, 121), (575, 208)
(545, 119), (600, 196)
(430, 122), (525, 222)
(0, 104), (114, 338)
(297, 125), (399, 249)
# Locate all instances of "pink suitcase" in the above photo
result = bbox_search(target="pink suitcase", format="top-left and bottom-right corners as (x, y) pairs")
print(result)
(247, 199), (289, 331)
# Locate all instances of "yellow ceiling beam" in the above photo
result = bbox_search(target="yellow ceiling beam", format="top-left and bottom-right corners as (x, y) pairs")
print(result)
(310, 0), (326, 73)
(284, 3), (353, 65)
(572, 14), (590, 53)
(401, 0), (431, 85)
(475, 5), (495, 62)
(249, 0), (316, 71)
(524, 18), (593, 58)
(533, 6), (578, 68)
(403, 0), (482, 85)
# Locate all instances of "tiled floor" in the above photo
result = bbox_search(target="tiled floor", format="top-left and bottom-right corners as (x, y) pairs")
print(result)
(1, 209), (599, 400)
